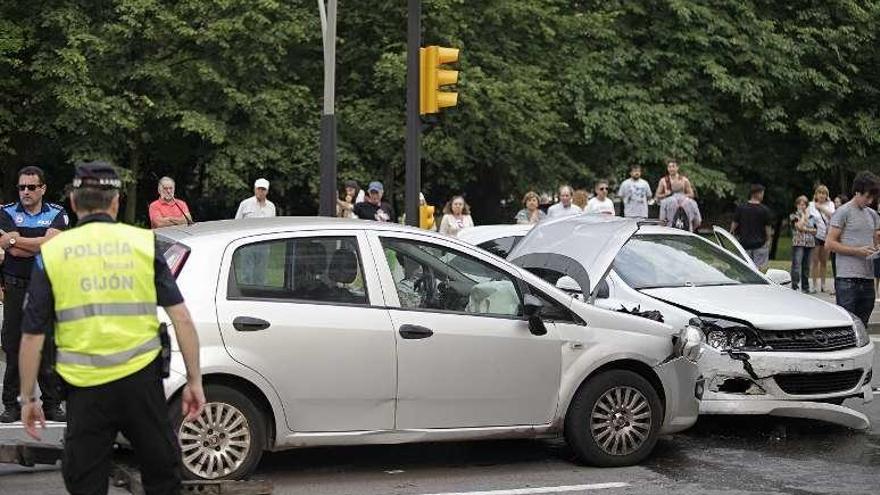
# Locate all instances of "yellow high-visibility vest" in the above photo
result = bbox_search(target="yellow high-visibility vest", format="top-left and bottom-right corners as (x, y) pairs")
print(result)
(41, 221), (160, 387)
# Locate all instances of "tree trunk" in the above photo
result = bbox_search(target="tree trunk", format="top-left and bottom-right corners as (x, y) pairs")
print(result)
(125, 143), (141, 225)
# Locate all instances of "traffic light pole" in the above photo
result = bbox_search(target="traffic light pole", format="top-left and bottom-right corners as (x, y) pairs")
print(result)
(404, 0), (421, 227)
(318, 0), (338, 217)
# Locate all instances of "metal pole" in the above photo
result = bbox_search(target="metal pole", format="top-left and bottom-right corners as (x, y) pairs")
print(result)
(318, 0), (338, 217)
(405, 0), (421, 227)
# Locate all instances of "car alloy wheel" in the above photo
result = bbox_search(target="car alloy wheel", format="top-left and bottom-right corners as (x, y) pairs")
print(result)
(179, 402), (252, 480)
(589, 386), (652, 456)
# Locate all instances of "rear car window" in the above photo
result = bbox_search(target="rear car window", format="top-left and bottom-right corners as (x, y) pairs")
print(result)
(227, 236), (368, 305)
(477, 236), (522, 258)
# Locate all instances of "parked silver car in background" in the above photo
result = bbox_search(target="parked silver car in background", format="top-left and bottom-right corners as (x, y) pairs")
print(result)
(460, 216), (874, 429)
(155, 217), (702, 480)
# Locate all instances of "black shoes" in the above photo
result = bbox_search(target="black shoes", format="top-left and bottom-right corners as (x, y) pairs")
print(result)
(43, 405), (66, 422)
(0, 407), (20, 423)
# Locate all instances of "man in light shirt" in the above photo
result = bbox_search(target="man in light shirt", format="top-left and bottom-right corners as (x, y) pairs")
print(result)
(547, 185), (582, 218)
(618, 165), (652, 218)
(585, 180), (616, 215)
(235, 178), (276, 219)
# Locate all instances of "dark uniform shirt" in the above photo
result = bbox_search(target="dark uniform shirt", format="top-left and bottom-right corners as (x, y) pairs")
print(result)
(21, 213), (184, 335)
(0, 201), (69, 279)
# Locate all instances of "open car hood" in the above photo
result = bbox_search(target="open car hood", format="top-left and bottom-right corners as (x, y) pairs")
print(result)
(507, 216), (638, 295)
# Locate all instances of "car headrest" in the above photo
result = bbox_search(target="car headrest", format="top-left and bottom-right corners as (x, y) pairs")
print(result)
(328, 247), (358, 284)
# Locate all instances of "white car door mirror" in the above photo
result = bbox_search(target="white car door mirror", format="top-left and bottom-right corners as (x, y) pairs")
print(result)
(556, 276), (583, 295)
(765, 268), (792, 286)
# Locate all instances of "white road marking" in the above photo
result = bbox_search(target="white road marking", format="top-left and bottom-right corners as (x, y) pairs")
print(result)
(871, 335), (880, 343)
(419, 482), (630, 495)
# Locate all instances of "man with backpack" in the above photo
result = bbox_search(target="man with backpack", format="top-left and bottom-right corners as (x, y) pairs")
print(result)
(660, 181), (701, 232)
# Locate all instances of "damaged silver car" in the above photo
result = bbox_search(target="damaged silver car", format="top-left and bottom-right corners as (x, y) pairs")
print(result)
(459, 216), (875, 429)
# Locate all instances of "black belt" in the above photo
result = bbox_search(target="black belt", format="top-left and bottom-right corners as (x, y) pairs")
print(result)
(2, 274), (30, 288)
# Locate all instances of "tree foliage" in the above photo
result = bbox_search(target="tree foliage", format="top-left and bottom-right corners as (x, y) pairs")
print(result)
(1, 1), (879, 223)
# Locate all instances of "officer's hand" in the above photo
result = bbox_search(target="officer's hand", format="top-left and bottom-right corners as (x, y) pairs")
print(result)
(22, 403), (46, 441)
(181, 381), (206, 422)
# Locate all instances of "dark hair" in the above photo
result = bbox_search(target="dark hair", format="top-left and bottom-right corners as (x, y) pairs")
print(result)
(749, 184), (765, 197)
(71, 187), (118, 212)
(18, 166), (45, 184)
(443, 195), (470, 215)
(851, 170), (880, 196)
(630, 164), (641, 172)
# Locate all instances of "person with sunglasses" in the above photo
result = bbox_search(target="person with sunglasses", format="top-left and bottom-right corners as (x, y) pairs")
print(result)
(0, 165), (69, 423)
(585, 180), (617, 216)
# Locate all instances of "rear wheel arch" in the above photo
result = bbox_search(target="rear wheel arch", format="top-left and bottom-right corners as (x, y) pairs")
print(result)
(170, 373), (277, 447)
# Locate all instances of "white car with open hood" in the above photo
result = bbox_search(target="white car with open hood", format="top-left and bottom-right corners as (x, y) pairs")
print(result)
(459, 216), (874, 429)
(153, 217), (702, 480)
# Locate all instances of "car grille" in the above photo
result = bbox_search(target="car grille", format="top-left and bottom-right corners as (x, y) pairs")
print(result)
(774, 369), (864, 395)
(759, 327), (856, 351)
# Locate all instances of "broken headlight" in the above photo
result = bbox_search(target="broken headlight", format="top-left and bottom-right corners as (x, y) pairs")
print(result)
(692, 317), (760, 351)
(850, 312), (869, 348)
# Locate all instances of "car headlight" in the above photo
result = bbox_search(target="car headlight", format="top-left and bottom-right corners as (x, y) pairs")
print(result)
(850, 312), (869, 348)
(691, 317), (760, 351)
(676, 325), (705, 363)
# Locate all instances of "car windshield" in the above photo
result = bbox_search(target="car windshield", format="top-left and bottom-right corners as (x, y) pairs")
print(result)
(613, 234), (767, 289)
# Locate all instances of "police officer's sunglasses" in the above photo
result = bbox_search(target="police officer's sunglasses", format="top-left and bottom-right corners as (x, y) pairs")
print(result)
(17, 184), (43, 191)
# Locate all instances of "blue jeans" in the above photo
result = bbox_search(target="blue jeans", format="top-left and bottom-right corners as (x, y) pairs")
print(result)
(790, 246), (812, 291)
(835, 278), (875, 326)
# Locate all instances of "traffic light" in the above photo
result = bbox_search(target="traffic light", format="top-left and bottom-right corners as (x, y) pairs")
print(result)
(420, 46), (459, 115)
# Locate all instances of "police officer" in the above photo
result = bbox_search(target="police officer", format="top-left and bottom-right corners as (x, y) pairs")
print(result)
(0, 165), (68, 423)
(18, 162), (205, 495)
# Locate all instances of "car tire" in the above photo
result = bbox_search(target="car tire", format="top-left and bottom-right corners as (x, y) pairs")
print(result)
(170, 384), (267, 481)
(564, 369), (663, 467)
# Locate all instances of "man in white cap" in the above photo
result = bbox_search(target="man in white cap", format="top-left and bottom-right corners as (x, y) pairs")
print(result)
(235, 178), (276, 219)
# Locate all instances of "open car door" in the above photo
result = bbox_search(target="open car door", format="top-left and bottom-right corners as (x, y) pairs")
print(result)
(712, 226), (758, 271)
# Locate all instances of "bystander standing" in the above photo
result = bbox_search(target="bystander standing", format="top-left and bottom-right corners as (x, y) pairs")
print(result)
(585, 180), (616, 215)
(547, 185), (582, 218)
(659, 181), (701, 232)
(439, 195), (474, 237)
(618, 165), (653, 218)
(790, 196), (817, 292)
(235, 178), (276, 219)
(825, 171), (880, 326)
(572, 189), (589, 211)
(336, 180), (362, 218)
(515, 191), (546, 224)
(353, 181), (394, 222)
(148, 177), (192, 228)
(808, 185), (835, 293)
(0, 166), (68, 423)
(654, 158), (695, 201)
(731, 184), (773, 271)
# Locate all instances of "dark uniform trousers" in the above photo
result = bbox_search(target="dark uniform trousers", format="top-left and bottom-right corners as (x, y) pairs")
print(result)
(1, 276), (61, 410)
(63, 358), (181, 495)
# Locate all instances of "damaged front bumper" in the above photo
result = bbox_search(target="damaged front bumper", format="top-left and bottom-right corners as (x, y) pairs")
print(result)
(698, 341), (874, 429)
(655, 356), (702, 435)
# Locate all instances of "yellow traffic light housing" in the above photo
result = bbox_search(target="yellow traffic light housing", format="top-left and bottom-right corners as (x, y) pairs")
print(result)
(420, 46), (459, 115)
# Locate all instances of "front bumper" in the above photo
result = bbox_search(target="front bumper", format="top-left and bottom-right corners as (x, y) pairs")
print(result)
(698, 341), (874, 427)
(655, 356), (701, 434)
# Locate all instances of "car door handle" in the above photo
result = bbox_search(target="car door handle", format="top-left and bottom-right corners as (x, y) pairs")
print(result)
(399, 324), (434, 339)
(233, 316), (271, 332)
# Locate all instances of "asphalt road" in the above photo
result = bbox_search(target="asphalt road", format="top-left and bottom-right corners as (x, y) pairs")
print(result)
(2, 342), (880, 495)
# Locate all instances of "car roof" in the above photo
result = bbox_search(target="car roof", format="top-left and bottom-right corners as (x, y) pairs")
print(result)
(156, 216), (435, 242)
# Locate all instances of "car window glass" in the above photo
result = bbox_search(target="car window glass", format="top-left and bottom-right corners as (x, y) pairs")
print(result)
(613, 234), (767, 289)
(380, 237), (522, 317)
(228, 236), (368, 305)
(714, 233), (748, 262)
(477, 236), (521, 258)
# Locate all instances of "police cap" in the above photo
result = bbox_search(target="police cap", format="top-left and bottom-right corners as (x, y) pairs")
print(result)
(72, 161), (122, 190)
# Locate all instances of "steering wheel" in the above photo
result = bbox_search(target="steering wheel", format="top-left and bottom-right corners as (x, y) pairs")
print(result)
(414, 270), (438, 308)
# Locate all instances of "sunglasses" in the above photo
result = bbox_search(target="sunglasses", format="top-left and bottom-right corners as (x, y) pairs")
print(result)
(18, 184), (43, 191)
(598, 187), (608, 191)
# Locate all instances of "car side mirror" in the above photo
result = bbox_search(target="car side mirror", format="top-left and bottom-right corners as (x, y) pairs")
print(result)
(523, 294), (547, 336)
(594, 279), (610, 299)
(765, 268), (792, 286)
